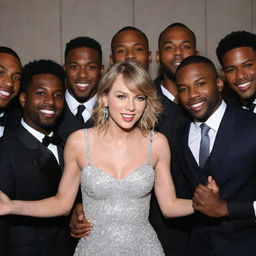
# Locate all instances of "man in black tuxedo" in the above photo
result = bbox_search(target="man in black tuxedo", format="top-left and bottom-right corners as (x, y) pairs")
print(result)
(56, 36), (104, 142)
(155, 23), (198, 142)
(148, 23), (199, 256)
(0, 46), (22, 139)
(216, 31), (256, 113)
(175, 55), (256, 256)
(0, 60), (76, 255)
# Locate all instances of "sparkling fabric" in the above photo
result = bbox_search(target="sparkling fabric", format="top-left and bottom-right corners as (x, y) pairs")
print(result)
(74, 130), (165, 256)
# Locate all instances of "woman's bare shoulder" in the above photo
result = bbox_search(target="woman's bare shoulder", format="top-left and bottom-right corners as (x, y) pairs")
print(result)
(152, 131), (169, 146)
(66, 127), (99, 146)
(66, 129), (85, 144)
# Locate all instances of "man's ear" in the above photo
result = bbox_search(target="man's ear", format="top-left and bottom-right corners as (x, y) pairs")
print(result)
(156, 51), (160, 64)
(100, 65), (105, 75)
(148, 51), (152, 63)
(19, 92), (27, 107)
(109, 55), (114, 67)
(216, 76), (224, 93)
(221, 69), (226, 81)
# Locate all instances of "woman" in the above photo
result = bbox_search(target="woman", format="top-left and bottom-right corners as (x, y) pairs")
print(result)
(0, 61), (195, 255)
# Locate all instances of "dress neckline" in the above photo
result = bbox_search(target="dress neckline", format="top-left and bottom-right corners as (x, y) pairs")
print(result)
(83, 163), (153, 181)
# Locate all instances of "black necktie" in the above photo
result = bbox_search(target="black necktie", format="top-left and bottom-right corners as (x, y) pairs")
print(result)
(42, 135), (62, 147)
(199, 123), (211, 169)
(0, 113), (7, 126)
(76, 105), (85, 123)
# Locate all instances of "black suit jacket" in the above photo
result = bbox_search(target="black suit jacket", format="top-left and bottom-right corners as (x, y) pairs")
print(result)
(56, 101), (93, 142)
(0, 105), (22, 142)
(0, 126), (76, 256)
(149, 76), (192, 256)
(174, 104), (256, 256)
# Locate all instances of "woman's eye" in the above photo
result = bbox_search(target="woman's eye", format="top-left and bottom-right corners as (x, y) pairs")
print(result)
(137, 96), (146, 101)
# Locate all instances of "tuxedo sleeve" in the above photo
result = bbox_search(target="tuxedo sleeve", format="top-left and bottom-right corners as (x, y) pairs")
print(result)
(227, 201), (256, 231)
(0, 145), (16, 253)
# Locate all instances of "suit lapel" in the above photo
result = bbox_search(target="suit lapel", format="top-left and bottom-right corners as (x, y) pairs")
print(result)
(57, 145), (64, 170)
(205, 105), (236, 177)
(56, 103), (89, 142)
(175, 123), (202, 190)
(37, 145), (62, 186)
(17, 126), (62, 187)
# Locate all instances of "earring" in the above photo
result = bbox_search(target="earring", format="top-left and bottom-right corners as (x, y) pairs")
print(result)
(103, 106), (109, 122)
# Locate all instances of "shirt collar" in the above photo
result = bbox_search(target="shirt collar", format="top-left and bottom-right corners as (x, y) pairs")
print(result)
(194, 100), (226, 132)
(65, 90), (97, 112)
(21, 119), (53, 143)
(160, 84), (175, 102)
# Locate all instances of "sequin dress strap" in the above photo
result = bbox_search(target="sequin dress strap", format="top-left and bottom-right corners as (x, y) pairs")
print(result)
(83, 129), (91, 166)
(147, 131), (153, 165)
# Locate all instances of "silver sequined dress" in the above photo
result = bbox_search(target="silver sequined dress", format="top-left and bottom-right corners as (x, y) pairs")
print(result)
(73, 129), (165, 256)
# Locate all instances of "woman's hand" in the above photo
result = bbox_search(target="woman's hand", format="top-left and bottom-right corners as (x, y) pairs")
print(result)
(207, 176), (219, 194)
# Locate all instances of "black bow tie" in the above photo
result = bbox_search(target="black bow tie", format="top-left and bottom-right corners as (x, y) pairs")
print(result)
(0, 113), (7, 126)
(42, 135), (62, 147)
(248, 102), (256, 112)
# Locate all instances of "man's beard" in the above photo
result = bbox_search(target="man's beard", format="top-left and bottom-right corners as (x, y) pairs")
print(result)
(160, 61), (176, 82)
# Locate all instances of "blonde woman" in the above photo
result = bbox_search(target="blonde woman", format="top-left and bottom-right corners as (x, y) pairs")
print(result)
(0, 61), (196, 255)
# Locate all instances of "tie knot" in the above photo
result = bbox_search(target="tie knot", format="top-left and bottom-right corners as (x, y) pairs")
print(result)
(77, 105), (85, 114)
(200, 123), (210, 135)
(247, 102), (256, 112)
(42, 135), (62, 147)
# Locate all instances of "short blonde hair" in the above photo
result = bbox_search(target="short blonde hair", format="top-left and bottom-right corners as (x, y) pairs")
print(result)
(92, 60), (163, 134)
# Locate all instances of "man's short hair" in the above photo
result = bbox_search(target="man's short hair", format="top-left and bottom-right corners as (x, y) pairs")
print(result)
(65, 36), (102, 64)
(0, 46), (21, 63)
(216, 31), (256, 66)
(158, 23), (197, 49)
(21, 59), (66, 92)
(111, 26), (149, 52)
(176, 55), (218, 76)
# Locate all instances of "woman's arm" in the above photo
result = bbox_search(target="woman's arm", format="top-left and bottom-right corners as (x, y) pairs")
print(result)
(153, 132), (194, 218)
(0, 130), (84, 217)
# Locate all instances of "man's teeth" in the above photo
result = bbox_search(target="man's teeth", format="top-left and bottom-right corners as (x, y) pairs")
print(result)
(0, 90), (11, 96)
(192, 102), (204, 108)
(76, 83), (89, 88)
(40, 109), (55, 114)
(238, 82), (250, 88)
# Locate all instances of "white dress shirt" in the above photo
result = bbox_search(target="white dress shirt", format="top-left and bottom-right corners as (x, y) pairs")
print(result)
(253, 98), (256, 113)
(21, 119), (59, 164)
(160, 84), (175, 102)
(0, 112), (4, 138)
(188, 100), (226, 166)
(65, 90), (96, 123)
